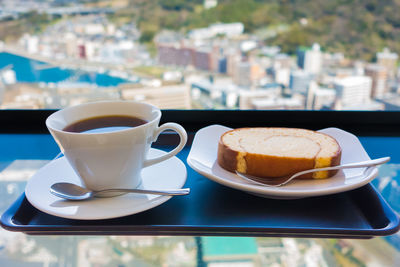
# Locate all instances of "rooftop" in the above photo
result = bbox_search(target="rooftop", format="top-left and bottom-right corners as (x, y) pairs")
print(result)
(201, 237), (258, 257)
(334, 76), (372, 87)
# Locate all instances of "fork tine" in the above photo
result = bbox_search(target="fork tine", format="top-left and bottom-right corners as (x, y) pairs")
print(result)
(235, 157), (390, 187)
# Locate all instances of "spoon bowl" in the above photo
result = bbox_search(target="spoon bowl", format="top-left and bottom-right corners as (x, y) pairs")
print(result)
(236, 156), (390, 187)
(50, 182), (190, 201)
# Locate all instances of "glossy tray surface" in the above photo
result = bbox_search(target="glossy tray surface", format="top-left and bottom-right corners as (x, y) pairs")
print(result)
(1, 143), (400, 238)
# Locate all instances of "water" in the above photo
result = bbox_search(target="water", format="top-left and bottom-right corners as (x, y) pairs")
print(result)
(0, 52), (133, 87)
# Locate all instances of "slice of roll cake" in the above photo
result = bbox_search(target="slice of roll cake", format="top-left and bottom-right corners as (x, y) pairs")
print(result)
(217, 127), (342, 179)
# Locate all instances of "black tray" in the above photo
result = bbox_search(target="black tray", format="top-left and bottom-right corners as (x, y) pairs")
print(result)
(1, 141), (400, 238)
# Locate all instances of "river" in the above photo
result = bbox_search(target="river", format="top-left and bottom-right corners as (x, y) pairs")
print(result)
(0, 52), (135, 87)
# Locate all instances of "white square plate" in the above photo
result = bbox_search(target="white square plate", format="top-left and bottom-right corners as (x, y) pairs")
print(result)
(187, 125), (378, 199)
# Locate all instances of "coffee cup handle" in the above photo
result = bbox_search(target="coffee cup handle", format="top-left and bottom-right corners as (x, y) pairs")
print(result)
(143, 123), (187, 168)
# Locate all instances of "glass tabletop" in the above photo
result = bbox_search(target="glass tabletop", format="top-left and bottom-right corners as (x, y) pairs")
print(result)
(0, 133), (399, 266)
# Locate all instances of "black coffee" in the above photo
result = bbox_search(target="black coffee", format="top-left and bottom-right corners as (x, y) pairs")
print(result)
(63, 115), (148, 133)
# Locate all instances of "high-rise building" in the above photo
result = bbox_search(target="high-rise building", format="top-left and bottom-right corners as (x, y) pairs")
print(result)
(217, 57), (227, 74)
(233, 61), (263, 88)
(334, 76), (372, 107)
(297, 48), (306, 69)
(65, 33), (78, 58)
(365, 64), (388, 98)
(377, 48), (398, 78)
(19, 34), (39, 54)
(289, 70), (312, 95)
(297, 43), (322, 74)
(234, 62), (252, 87)
(273, 67), (290, 87)
(194, 48), (212, 71)
(226, 50), (241, 77)
(312, 88), (336, 110)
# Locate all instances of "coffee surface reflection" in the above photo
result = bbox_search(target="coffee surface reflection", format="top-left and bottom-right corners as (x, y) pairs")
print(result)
(63, 115), (148, 133)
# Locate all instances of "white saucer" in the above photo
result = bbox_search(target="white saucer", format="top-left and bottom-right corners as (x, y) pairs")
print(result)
(25, 148), (187, 220)
(187, 125), (379, 199)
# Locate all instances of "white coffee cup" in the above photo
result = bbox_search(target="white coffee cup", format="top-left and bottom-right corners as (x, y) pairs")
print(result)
(46, 100), (187, 192)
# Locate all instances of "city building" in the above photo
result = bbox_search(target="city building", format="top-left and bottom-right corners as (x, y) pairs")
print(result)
(13, 15), (147, 67)
(226, 49), (242, 76)
(365, 64), (388, 98)
(0, 67), (16, 85)
(217, 57), (227, 73)
(157, 44), (180, 66)
(389, 80), (400, 94)
(120, 84), (192, 109)
(377, 48), (398, 78)
(334, 100), (384, 110)
(19, 34), (39, 54)
(190, 76), (238, 108)
(251, 96), (304, 110)
(233, 61), (264, 88)
(204, 0), (218, 9)
(259, 46), (281, 57)
(238, 88), (279, 109)
(297, 43), (322, 74)
(273, 53), (294, 69)
(353, 61), (365, 76)
(157, 42), (195, 67)
(237, 85), (303, 110)
(312, 87), (336, 110)
(305, 80), (318, 109)
(157, 41), (230, 73)
(200, 237), (259, 266)
(322, 52), (345, 67)
(271, 67), (290, 87)
(1, 83), (48, 109)
(378, 93), (400, 110)
(334, 76), (372, 108)
(289, 70), (312, 95)
(188, 22), (244, 40)
(156, 24), (246, 75)
(194, 47), (212, 71)
(240, 40), (258, 53)
(208, 22), (245, 38)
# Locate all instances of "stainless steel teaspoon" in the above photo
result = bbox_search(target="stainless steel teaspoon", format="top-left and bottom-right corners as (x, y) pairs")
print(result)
(50, 182), (190, 201)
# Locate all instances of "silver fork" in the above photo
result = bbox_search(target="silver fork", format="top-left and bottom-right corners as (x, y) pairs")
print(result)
(236, 157), (390, 187)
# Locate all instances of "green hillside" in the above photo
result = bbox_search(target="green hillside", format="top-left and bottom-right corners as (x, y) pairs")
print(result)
(121, 0), (400, 61)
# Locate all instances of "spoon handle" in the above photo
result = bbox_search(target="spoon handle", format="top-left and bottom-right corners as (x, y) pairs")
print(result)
(291, 156), (390, 179)
(95, 188), (190, 196)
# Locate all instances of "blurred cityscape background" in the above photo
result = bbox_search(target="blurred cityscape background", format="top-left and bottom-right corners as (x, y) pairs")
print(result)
(1, 1), (400, 266)
(0, 0), (399, 110)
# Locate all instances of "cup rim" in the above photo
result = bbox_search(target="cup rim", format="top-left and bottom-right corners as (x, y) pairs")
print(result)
(46, 100), (161, 135)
